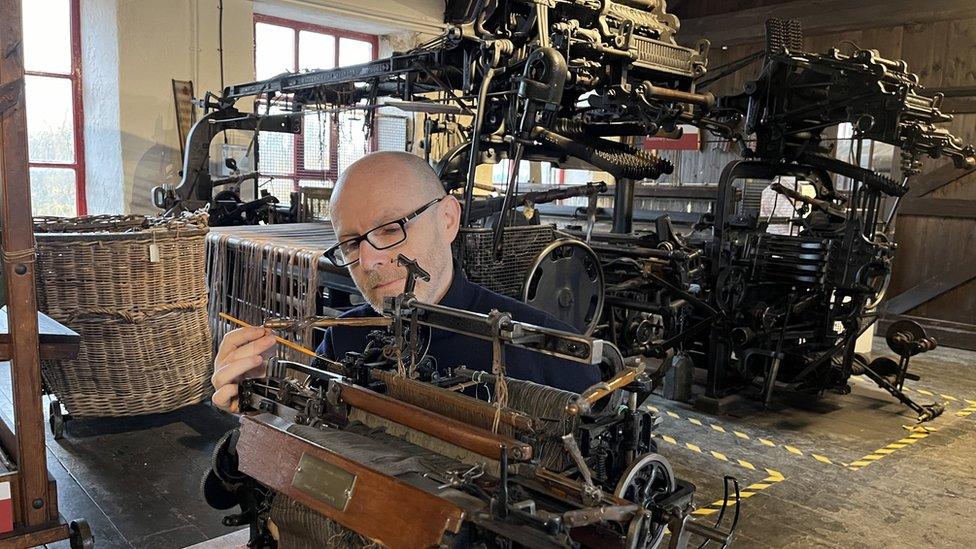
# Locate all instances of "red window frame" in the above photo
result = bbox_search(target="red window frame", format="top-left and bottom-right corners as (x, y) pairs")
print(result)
(24, 0), (86, 215)
(253, 14), (379, 188)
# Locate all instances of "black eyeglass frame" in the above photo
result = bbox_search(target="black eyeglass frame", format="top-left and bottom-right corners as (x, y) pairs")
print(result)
(325, 195), (446, 267)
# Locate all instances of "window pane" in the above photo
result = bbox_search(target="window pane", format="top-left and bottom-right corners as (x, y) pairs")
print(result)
(338, 111), (370, 174)
(30, 167), (76, 216)
(303, 111), (330, 171)
(338, 38), (372, 67)
(23, 0), (71, 74)
(258, 130), (295, 175)
(261, 177), (296, 201)
(255, 23), (295, 79)
(25, 75), (75, 163)
(299, 179), (332, 188)
(299, 31), (335, 71)
(377, 115), (407, 152)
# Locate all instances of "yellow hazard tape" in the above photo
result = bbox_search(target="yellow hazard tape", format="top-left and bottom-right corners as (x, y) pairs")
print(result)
(899, 386), (976, 408)
(849, 379), (976, 409)
(691, 468), (786, 517)
(655, 433), (760, 474)
(647, 404), (844, 467)
(956, 406), (976, 418)
(847, 426), (933, 471)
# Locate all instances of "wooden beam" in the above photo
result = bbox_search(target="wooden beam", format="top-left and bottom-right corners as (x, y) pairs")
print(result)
(920, 85), (976, 98)
(0, 522), (70, 548)
(906, 162), (975, 198)
(940, 97), (976, 114)
(882, 260), (976, 315)
(678, 0), (976, 47)
(0, 0), (57, 528)
(897, 198), (976, 219)
(627, 185), (718, 200)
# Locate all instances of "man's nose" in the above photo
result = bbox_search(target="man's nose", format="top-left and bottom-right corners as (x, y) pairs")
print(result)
(357, 238), (391, 270)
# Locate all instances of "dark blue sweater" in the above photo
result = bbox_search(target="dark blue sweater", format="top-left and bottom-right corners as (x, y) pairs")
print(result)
(315, 268), (601, 393)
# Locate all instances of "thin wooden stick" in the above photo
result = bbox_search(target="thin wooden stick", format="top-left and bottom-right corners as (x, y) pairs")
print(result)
(218, 312), (329, 362)
(262, 316), (391, 330)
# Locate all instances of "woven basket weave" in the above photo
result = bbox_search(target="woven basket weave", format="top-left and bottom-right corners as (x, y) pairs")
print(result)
(34, 214), (213, 417)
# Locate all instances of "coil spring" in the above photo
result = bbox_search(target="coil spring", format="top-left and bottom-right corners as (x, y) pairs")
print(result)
(592, 445), (609, 483)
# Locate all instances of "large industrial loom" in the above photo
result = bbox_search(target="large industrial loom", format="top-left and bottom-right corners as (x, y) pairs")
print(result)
(189, 1), (976, 544)
(184, 0), (975, 422)
(205, 256), (739, 548)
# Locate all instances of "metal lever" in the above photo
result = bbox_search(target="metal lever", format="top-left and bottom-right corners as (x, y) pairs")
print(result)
(561, 434), (603, 505)
(585, 192), (599, 243)
(397, 254), (430, 295)
(567, 364), (644, 416)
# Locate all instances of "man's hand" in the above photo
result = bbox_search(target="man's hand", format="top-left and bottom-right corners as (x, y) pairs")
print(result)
(212, 326), (277, 412)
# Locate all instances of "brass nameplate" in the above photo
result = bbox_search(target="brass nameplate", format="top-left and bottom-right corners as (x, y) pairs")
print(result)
(291, 453), (357, 511)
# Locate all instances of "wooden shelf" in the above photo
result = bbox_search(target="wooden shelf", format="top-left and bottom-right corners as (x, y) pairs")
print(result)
(0, 307), (80, 361)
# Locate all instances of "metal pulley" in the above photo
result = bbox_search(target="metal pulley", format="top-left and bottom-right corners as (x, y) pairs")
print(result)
(886, 319), (937, 358)
(615, 453), (677, 549)
(523, 239), (605, 335)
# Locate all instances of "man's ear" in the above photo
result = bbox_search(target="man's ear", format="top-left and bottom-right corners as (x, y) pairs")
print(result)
(440, 194), (462, 242)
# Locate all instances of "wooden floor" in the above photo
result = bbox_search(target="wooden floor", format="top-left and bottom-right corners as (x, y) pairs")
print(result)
(2, 337), (974, 548)
(0, 365), (239, 548)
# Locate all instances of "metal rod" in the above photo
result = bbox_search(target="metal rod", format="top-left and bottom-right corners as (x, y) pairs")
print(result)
(462, 66), (497, 228)
(612, 177), (635, 233)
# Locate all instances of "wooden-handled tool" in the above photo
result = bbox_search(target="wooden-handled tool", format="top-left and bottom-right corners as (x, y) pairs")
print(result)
(565, 366), (644, 416)
(218, 312), (331, 363)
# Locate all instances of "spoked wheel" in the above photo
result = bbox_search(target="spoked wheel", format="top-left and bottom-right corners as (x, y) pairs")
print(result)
(523, 239), (604, 335)
(615, 453), (677, 549)
(69, 519), (95, 549)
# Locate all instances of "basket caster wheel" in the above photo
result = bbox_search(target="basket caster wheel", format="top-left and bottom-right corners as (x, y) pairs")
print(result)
(49, 400), (65, 440)
(69, 519), (95, 549)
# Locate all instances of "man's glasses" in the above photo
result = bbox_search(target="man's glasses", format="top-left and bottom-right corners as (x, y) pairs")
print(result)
(325, 196), (446, 267)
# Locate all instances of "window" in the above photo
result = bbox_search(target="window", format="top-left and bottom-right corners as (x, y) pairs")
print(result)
(22, 0), (85, 216)
(834, 122), (895, 192)
(253, 15), (378, 200)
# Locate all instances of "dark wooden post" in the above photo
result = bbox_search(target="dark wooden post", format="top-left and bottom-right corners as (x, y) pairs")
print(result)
(0, 0), (54, 528)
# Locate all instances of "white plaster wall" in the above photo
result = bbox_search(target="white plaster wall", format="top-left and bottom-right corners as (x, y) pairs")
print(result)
(82, 0), (446, 213)
(116, 0), (256, 214)
(81, 0), (125, 214)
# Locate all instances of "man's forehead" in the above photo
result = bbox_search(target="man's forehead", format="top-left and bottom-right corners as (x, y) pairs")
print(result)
(332, 196), (404, 236)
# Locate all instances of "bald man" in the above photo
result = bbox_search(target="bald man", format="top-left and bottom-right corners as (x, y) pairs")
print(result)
(211, 151), (600, 412)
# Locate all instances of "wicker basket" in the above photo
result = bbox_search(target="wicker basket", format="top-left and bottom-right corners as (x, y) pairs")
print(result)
(34, 214), (213, 417)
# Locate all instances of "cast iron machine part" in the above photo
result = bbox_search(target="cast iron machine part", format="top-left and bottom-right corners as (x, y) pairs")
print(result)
(523, 239), (606, 336)
(203, 255), (741, 548)
(151, 104), (302, 224)
(581, 17), (974, 416)
(856, 320), (943, 422)
(188, 0), (714, 235)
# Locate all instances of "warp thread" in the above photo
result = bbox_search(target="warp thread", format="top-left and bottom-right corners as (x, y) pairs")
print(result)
(491, 334), (508, 434)
(206, 231), (324, 362)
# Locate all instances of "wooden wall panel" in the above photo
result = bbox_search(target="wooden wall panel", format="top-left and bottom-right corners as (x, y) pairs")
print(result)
(890, 216), (976, 323)
(900, 21), (952, 86)
(673, 0), (799, 20)
(943, 18), (976, 87)
(859, 25), (905, 59)
(931, 168), (976, 200)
